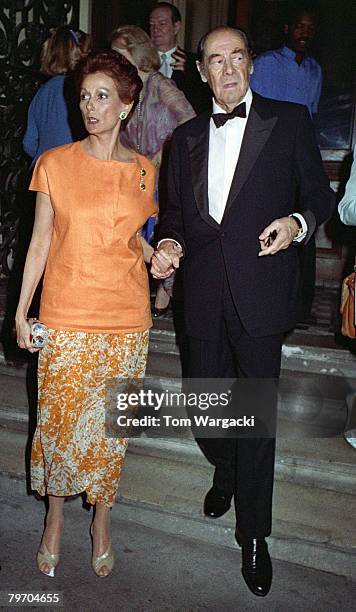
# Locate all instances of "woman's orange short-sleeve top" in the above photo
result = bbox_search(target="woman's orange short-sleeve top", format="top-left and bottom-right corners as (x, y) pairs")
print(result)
(30, 141), (157, 333)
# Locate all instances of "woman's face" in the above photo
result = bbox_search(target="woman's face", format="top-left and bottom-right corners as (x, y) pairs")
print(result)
(111, 38), (136, 67)
(79, 71), (131, 134)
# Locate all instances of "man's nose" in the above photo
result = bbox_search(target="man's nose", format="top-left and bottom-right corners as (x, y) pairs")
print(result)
(223, 57), (234, 74)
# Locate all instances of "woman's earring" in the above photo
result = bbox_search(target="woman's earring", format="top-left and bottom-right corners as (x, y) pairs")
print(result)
(119, 110), (127, 120)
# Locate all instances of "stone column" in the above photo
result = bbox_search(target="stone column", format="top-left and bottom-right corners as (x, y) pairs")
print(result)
(186, 0), (228, 52)
(79, 0), (92, 32)
(171, 0), (187, 48)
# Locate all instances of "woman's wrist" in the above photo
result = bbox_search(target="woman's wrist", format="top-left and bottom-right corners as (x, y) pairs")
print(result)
(15, 310), (28, 324)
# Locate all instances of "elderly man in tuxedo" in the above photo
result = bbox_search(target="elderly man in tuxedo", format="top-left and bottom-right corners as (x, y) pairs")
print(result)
(151, 26), (334, 597)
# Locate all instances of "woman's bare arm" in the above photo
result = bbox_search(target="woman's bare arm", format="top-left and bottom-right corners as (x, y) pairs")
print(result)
(16, 191), (54, 351)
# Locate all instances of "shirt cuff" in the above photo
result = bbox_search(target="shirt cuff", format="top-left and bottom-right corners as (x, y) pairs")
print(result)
(157, 238), (183, 250)
(290, 213), (308, 243)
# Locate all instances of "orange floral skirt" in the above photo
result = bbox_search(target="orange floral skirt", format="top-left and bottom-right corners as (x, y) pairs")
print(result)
(31, 328), (149, 507)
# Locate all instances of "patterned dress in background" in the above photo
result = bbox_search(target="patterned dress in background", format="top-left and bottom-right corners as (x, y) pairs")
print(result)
(121, 70), (195, 242)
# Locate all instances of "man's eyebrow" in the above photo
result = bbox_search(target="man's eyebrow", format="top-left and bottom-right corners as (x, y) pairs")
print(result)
(208, 47), (247, 60)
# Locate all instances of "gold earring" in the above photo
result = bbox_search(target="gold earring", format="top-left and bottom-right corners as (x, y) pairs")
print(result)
(119, 110), (127, 120)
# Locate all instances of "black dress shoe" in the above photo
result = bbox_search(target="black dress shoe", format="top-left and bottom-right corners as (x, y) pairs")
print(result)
(203, 486), (232, 518)
(236, 532), (272, 597)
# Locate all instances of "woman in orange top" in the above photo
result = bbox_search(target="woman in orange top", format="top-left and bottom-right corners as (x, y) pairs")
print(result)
(16, 50), (157, 579)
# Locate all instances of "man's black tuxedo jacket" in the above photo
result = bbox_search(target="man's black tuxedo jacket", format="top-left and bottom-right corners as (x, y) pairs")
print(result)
(171, 48), (211, 114)
(158, 93), (334, 340)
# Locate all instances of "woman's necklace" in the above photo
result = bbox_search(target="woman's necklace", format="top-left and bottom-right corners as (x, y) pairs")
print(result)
(135, 85), (145, 153)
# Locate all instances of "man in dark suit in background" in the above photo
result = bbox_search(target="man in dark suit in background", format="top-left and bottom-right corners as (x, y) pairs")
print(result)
(151, 26), (334, 597)
(149, 2), (211, 113)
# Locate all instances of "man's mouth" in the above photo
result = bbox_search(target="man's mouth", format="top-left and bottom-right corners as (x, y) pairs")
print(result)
(87, 117), (99, 124)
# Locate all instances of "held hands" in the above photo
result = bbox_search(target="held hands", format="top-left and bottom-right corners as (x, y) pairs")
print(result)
(151, 241), (183, 279)
(171, 48), (187, 72)
(258, 216), (300, 256)
(15, 316), (40, 353)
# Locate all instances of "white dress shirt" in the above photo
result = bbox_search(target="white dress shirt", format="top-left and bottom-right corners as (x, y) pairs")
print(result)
(208, 89), (253, 223)
(159, 88), (307, 250)
(158, 47), (177, 79)
(208, 89), (307, 240)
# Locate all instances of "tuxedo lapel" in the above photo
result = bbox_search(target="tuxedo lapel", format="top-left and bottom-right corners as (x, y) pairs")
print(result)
(222, 95), (278, 222)
(186, 115), (220, 229)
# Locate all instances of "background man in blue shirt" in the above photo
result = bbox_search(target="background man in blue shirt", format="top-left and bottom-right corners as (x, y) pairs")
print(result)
(251, 4), (322, 322)
(250, 4), (321, 116)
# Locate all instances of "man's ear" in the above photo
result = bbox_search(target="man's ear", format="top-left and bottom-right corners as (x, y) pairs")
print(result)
(283, 24), (289, 36)
(249, 61), (254, 75)
(196, 60), (208, 83)
(174, 20), (181, 37)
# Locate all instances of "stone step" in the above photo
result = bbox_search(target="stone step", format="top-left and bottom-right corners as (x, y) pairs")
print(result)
(1, 428), (355, 580)
(149, 323), (356, 378)
(1, 360), (356, 495)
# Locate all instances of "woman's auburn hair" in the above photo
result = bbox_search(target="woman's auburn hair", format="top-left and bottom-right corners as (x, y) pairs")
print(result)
(110, 25), (160, 73)
(40, 26), (82, 76)
(75, 50), (143, 104)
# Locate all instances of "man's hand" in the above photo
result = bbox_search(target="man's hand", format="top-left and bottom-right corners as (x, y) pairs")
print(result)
(171, 47), (187, 72)
(258, 217), (300, 256)
(151, 241), (183, 278)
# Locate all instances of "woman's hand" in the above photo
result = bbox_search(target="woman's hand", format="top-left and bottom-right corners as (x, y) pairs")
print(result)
(151, 241), (182, 279)
(139, 235), (154, 263)
(15, 316), (39, 353)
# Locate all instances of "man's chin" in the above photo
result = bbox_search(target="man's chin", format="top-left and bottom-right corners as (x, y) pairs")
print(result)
(294, 42), (308, 53)
(220, 89), (247, 106)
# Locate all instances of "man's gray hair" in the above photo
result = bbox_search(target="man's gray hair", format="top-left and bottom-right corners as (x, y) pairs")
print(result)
(197, 26), (250, 63)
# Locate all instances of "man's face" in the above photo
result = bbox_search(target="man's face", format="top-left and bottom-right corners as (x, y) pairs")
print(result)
(198, 29), (251, 113)
(149, 6), (180, 52)
(285, 13), (317, 53)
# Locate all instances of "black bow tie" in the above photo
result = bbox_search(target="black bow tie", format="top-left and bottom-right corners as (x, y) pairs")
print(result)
(212, 102), (247, 128)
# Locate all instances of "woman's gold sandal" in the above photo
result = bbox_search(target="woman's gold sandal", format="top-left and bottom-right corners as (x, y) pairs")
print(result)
(37, 542), (60, 577)
(92, 543), (114, 578)
(90, 525), (114, 578)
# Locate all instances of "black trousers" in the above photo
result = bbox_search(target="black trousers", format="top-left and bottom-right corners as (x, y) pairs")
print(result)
(188, 275), (283, 538)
